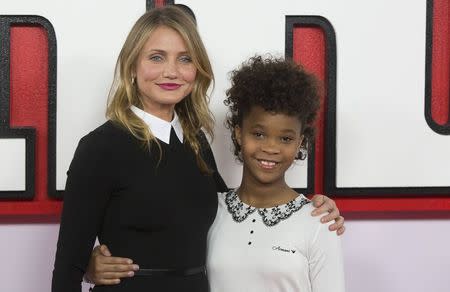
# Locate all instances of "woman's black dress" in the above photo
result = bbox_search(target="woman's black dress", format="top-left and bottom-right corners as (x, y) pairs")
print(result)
(52, 121), (227, 292)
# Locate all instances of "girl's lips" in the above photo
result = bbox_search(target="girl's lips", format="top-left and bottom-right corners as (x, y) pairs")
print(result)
(158, 83), (182, 90)
(257, 159), (278, 169)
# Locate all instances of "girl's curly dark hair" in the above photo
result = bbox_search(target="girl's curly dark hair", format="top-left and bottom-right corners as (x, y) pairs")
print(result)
(224, 55), (321, 161)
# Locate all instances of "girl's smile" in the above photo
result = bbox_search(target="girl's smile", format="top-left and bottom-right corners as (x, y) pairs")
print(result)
(256, 158), (279, 169)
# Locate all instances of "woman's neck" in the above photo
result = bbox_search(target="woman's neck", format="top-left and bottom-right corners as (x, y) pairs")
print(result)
(141, 99), (175, 122)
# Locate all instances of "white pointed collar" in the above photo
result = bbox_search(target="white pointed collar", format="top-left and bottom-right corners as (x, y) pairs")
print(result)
(130, 105), (183, 144)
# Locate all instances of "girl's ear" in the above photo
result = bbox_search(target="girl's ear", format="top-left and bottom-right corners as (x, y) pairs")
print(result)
(298, 135), (305, 150)
(234, 125), (242, 146)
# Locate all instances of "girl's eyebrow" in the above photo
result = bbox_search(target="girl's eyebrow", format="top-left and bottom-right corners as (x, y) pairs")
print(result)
(250, 123), (265, 129)
(280, 129), (297, 134)
(250, 124), (297, 133)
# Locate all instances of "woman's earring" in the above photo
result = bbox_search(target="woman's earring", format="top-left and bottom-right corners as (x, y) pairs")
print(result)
(131, 76), (136, 84)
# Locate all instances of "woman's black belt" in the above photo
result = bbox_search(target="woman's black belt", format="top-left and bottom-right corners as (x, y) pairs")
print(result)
(134, 266), (205, 277)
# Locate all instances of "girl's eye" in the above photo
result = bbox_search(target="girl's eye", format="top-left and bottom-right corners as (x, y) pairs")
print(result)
(252, 132), (264, 139)
(179, 55), (192, 63)
(281, 136), (294, 143)
(149, 55), (163, 62)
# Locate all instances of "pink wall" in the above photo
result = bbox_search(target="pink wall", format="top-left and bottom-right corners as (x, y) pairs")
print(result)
(1, 220), (450, 292)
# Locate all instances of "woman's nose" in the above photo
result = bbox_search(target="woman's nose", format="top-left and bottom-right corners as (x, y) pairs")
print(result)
(162, 61), (178, 79)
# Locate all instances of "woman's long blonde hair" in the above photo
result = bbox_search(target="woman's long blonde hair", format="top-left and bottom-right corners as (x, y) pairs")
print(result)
(106, 6), (214, 173)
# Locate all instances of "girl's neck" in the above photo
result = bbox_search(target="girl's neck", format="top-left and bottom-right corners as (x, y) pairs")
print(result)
(237, 180), (298, 208)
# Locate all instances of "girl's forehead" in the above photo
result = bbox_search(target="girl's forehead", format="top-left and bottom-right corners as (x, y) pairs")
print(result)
(243, 106), (302, 129)
(245, 106), (297, 119)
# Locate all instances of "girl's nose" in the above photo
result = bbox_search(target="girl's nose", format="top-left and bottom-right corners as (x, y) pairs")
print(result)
(261, 139), (280, 154)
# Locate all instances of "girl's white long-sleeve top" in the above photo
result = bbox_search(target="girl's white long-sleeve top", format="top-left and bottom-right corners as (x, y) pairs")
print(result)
(207, 191), (345, 292)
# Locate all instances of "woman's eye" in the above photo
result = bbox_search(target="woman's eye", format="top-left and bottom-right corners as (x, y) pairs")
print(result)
(179, 55), (192, 63)
(149, 55), (163, 62)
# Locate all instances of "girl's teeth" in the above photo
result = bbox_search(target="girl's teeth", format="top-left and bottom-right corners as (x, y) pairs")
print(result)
(260, 160), (275, 166)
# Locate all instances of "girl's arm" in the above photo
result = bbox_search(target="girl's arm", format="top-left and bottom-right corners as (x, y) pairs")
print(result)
(308, 221), (346, 292)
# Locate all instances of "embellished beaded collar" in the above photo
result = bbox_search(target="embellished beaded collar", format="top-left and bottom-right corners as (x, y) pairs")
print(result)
(224, 190), (310, 227)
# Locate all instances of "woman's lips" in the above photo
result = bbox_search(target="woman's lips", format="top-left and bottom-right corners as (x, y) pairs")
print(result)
(158, 83), (182, 90)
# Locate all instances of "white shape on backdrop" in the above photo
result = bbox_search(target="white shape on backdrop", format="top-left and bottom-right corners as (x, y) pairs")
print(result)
(0, 139), (25, 190)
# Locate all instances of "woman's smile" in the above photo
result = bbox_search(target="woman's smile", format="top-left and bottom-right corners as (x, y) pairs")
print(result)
(157, 83), (183, 90)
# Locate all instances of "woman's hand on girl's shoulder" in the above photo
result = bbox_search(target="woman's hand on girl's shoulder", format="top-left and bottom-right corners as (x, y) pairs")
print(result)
(310, 194), (345, 236)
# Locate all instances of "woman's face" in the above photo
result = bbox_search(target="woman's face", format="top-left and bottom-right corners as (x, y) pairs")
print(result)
(134, 25), (197, 120)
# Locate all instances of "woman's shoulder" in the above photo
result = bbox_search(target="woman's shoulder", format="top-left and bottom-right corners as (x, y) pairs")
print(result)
(80, 120), (130, 144)
(74, 121), (129, 156)
(68, 122), (120, 173)
(88, 120), (128, 138)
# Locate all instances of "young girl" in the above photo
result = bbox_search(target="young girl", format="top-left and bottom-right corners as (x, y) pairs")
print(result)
(206, 55), (345, 291)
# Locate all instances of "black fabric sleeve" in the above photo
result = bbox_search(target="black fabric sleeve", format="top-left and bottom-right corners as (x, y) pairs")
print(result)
(52, 132), (114, 292)
(198, 132), (228, 192)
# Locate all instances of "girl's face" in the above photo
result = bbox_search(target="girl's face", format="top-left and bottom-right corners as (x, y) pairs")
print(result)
(134, 25), (197, 120)
(235, 106), (303, 187)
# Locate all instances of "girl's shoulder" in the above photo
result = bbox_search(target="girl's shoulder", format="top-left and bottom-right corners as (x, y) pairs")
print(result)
(216, 191), (229, 204)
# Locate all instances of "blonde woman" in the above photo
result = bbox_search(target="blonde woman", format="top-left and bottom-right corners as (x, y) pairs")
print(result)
(52, 6), (344, 292)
